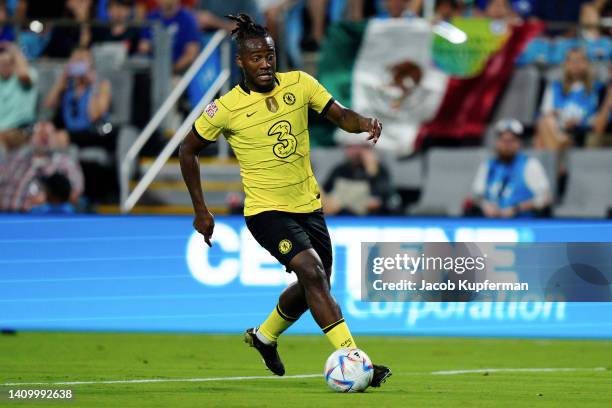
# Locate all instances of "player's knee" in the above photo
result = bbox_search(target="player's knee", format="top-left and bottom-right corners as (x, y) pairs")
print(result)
(295, 259), (328, 291)
(324, 267), (332, 283)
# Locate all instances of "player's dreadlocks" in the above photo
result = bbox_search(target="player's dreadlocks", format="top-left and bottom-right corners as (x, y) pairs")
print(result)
(226, 14), (271, 51)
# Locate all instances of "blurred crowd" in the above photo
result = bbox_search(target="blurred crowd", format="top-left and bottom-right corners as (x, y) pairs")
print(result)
(0, 0), (610, 217)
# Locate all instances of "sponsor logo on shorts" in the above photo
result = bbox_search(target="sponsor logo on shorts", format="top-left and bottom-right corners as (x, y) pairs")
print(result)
(205, 101), (218, 118)
(278, 239), (293, 254)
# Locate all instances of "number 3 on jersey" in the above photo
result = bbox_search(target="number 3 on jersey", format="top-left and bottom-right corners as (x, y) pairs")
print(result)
(268, 120), (297, 159)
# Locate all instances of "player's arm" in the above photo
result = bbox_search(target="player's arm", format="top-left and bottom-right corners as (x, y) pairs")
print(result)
(324, 102), (382, 144)
(179, 129), (215, 247)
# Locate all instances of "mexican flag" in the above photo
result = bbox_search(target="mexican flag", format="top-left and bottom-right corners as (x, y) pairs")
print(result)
(311, 17), (543, 156)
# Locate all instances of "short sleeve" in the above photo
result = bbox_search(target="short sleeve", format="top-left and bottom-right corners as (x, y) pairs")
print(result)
(181, 11), (201, 44)
(300, 71), (334, 115)
(193, 99), (228, 142)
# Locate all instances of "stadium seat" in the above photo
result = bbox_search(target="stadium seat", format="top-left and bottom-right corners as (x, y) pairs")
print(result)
(409, 148), (487, 216)
(484, 66), (542, 147)
(91, 43), (128, 73)
(554, 149), (612, 218)
(493, 65), (541, 127)
(310, 147), (346, 186)
(544, 65), (562, 83)
(99, 70), (134, 126)
(388, 154), (423, 190)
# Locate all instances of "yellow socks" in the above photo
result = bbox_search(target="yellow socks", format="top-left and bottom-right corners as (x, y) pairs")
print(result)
(323, 318), (357, 349)
(256, 305), (356, 350)
(256, 304), (298, 344)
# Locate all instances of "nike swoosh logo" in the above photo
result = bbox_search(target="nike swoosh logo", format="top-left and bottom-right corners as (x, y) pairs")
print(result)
(246, 111), (257, 117)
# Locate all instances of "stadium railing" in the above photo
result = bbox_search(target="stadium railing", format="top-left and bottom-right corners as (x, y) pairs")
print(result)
(119, 30), (231, 213)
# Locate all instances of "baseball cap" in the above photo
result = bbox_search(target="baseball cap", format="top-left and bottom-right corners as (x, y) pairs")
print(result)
(494, 118), (524, 137)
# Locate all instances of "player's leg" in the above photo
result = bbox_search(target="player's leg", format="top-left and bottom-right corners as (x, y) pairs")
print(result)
(276, 264), (332, 318)
(243, 211), (315, 375)
(256, 265), (332, 346)
(288, 249), (357, 349)
(287, 211), (357, 350)
(295, 211), (392, 387)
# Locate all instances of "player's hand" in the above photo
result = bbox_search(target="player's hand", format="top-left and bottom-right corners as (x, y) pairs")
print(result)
(366, 118), (383, 144)
(193, 210), (215, 247)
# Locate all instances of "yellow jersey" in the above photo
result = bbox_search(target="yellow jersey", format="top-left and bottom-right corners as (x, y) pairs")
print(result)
(193, 71), (334, 216)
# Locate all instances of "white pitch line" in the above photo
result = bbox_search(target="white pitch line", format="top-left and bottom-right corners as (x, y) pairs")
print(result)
(0, 374), (322, 387)
(2, 367), (608, 387)
(431, 367), (608, 376)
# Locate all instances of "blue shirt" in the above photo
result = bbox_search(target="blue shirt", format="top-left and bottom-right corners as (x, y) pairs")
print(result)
(582, 36), (611, 62)
(484, 153), (535, 216)
(0, 25), (15, 42)
(548, 80), (602, 128)
(61, 81), (109, 132)
(143, 8), (200, 63)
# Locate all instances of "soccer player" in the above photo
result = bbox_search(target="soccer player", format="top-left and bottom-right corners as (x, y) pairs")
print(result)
(179, 13), (391, 387)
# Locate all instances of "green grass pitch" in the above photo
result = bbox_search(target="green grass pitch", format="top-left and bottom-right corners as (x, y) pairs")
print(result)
(1, 332), (611, 407)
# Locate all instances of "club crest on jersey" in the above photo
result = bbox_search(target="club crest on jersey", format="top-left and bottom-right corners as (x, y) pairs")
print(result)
(205, 101), (218, 118)
(283, 92), (296, 105)
(278, 239), (292, 254)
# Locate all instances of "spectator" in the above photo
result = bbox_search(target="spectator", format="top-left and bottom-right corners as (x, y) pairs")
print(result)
(592, 0), (612, 36)
(322, 142), (395, 215)
(535, 48), (602, 151)
(43, 0), (94, 58)
(0, 128), (28, 155)
(579, 3), (611, 62)
(138, 0), (201, 74)
(0, 121), (84, 212)
(134, 0), (196, 20)
(0, 0), (15, 42)
(434, 0), (459, 21)
(30, 173), (76, 214)
(592, 63), (612, 145)
(484, 0), (514, 20)
(45, 48), (113, 150)
(90, 0), (141, 54)
(0, 42), (37, 131)
(378, 0), (412, 18)
(470, 119), (551, 218)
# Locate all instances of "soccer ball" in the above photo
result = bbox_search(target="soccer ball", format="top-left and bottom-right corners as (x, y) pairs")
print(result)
(323, 348), (374, 393)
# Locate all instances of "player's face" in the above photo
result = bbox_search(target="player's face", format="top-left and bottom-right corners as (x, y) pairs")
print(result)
(238, 37), (277, 92)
